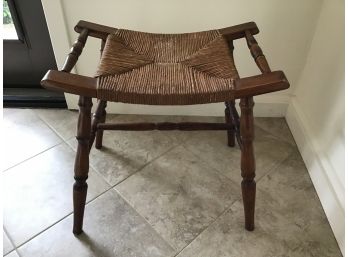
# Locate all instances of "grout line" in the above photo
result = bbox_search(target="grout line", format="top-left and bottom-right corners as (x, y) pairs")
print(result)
(2, 109), (68, 173)
(6, 113), (298, 255)
(254, 119), (297, 147)
(5, 115), (183, 251)
(103, 137), (242, 254)
(173, 199), (240, 257)
(14, 249), (22, 257)
(3, 227), (17, 256)
(110, 142), (240, 255)
(10, 143), (181, 252)
(6, 212), (72, 251)
(82, 130), (182, 189)
(35, 110), (76, 142)
(12, 183), (170, 253)
(113, 187), (178, 252)
(182, 127), (297, 185)
(111, 143), (181, 187)
(62, 119), (183, 189)
(106, 144), (185, 252)
(171, 143), (297, 256)
(2, 141), (64, 173)
(38, 111), (183, 188)
(256, 148), (297, 183)
(255, 147), (343, 251)
(173, 151), (294, 256)
(174, 153), (293, 257)
(12, 213), (73, 250)
(9, 185), (114, 252)
(174, 152), (297, 256)
(181, 143), (240, 185)
(63, 138), (113, 188)
(3, 249), (18, 257)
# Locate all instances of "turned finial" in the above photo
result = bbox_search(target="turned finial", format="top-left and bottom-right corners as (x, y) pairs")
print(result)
(245, 30), (271, 74)
(62, 29), (89, 72)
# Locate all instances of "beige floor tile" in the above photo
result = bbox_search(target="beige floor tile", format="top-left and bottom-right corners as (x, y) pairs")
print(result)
(177, 153), (342, 257)
(34, 109), (78, 140)
(4, 143), (110, 247)
(68, 119), (178, 186)
(4, 251), (19, 257)
(18, 190), (175, 257)
(2, 108), (62, 171)
(3, 110), (341, 256)
(3, 230), (14, 255)
(116, 146), (240, 251)
(182, 125), (295, 183)
(254, 117), (296, 146)
(177, 201), (291, 257)
(257, 151), (342, 256)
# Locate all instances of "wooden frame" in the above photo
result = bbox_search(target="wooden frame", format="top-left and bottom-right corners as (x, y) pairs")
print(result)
(40, 20), (289, 235)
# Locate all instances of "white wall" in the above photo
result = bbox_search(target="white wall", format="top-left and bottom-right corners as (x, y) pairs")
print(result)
(42, 0), (322, 116)
(285, 0), (345, 253)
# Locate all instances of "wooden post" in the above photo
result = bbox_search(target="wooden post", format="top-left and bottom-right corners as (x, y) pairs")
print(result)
(240, 97), (256, 231)
(95, 101), (107, 149)
(245, 30), (271, 74)
(90, 39), (107, 150)
(62, 29), (88, 73)
(225, 101), (235, 147)
(90, 100), (107, 150)
(73, 96), (92, 235)
(227, 100), (242, 148)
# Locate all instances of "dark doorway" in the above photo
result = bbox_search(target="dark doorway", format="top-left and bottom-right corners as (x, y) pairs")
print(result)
(3, 0), (66, 107)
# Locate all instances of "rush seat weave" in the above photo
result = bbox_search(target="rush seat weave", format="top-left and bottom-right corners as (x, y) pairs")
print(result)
(95, 29), (240, 105)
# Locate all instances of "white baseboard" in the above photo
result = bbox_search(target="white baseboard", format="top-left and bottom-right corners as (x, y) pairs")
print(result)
(65, 93), (289, 117)
(286, 99), (345, 255)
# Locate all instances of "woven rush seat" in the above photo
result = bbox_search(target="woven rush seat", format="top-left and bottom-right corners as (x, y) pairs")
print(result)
(95, 29), (239, 105)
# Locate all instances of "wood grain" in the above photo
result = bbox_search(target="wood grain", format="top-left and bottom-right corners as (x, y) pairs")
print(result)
(73, 96), (92, 235)
(74, 19), (259, 41)
(90, 100), (107, 150)
(225, 102), (236, 147)
(240, 97), (256, 231)
(245, 30), (271, 74)
(62, 29), (89, 73)
(97, 122), (233, 131)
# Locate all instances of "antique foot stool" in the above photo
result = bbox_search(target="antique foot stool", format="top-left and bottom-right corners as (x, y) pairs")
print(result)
(41, 20), (289, 235)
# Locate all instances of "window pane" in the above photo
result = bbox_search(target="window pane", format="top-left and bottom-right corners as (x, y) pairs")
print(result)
(3, 0), (18, 39)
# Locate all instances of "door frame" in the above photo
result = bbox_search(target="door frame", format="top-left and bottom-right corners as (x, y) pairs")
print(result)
(3, 0), (66, 107)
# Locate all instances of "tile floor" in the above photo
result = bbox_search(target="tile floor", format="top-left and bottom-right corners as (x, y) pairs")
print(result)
(3, 108), (342, 257)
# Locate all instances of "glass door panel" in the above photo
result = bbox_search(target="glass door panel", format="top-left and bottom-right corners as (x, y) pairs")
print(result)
(3, 0), (18, 39)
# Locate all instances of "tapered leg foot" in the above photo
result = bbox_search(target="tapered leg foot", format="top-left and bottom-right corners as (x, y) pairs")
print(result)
(73, 96), (92, 235)
(242, 179), (256, 231)
(240, 97), (256, 231)
(73, 180), (88, 235)
(95, 129), (104, 149)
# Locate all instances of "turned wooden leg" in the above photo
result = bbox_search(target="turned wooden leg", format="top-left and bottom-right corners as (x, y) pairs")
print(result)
(227, 100), (242, 148)
(89, 100), (107, 150)
(240, 97), (256, 231)
(224, 101), (235, 147)
(73, 96), (92, 235)
(95, 101), (107, 149)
